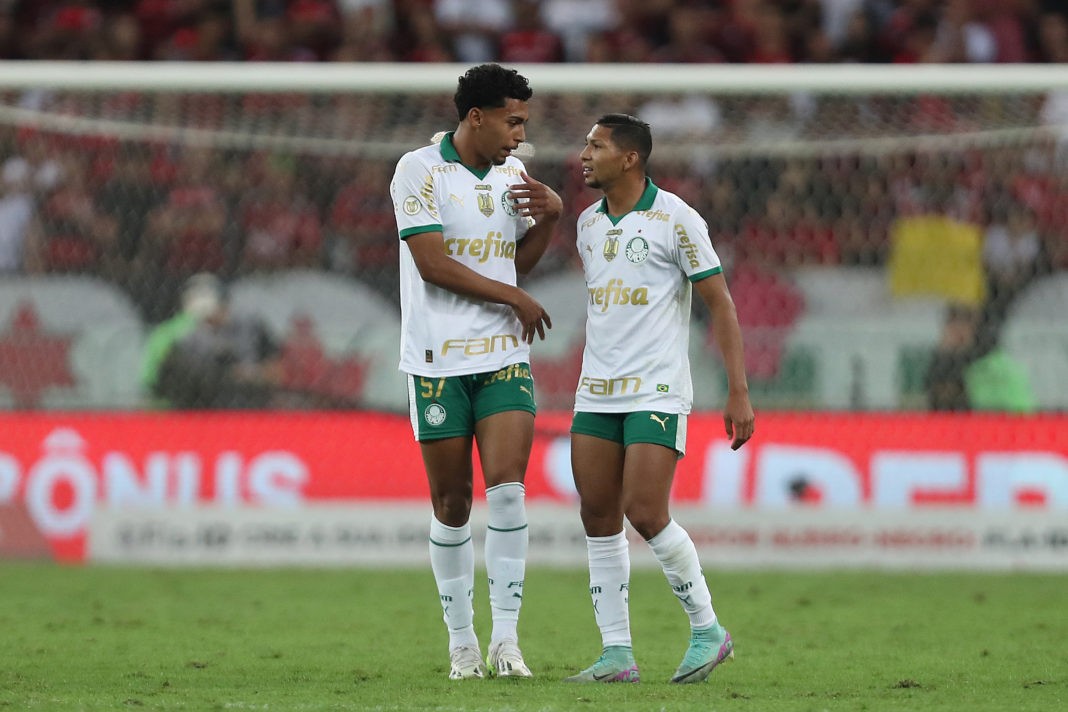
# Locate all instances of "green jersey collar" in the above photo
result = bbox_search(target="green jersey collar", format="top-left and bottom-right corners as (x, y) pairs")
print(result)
(438, 131), (491, 179)
(439, 132), (461, 162)
(596, 178), (659, 224)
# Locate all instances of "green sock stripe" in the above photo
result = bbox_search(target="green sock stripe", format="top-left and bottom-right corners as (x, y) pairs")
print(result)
(429, 536), (472, 547)
(487, 524), (529, 533)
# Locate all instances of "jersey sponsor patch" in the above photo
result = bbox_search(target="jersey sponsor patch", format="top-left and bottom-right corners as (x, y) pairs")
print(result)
(588, 279), (650, 312)
(675, 223), (701, 268)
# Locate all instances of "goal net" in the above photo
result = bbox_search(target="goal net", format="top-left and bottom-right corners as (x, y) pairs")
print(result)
(0, 63), (1066, 413)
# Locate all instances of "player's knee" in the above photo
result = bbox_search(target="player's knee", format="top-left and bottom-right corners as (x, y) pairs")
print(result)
(482, 462), (525, 488)
(579, 504), (622, 537)
(624, 505), (669, 541)
(432, 492), (473, 525)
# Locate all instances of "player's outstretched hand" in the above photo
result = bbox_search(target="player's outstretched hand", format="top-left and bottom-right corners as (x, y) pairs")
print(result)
(509, 172), (563, 222)
(511, 288), (552, 344)
(723, 392), (755, 450)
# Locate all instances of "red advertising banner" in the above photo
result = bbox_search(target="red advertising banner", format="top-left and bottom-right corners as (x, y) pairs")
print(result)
(1, 411), (1066, 562)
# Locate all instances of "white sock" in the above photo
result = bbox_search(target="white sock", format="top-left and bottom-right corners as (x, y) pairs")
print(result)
(647, 520), (717, 630)
(429, 516), (478, 651)
(587, 531), (632, 648)
(485, 482), (527, 646)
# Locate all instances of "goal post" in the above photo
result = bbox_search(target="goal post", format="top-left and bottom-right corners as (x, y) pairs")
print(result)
(0, 61), (1066, 411)
(4, 60), (1068, 92)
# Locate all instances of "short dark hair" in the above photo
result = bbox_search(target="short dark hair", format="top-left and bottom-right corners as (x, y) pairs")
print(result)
(595, 113), (652, 167)
(454, 64), (533, 120)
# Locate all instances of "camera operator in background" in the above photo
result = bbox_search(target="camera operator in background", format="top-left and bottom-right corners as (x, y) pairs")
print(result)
(141, 272), (282, 409)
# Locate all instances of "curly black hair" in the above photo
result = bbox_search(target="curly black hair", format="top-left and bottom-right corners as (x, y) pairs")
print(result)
(595, 113), (653, 167)
(453, 64), (533, 120)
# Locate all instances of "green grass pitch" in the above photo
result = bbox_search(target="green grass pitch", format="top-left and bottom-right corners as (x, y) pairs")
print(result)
(1, 562), (1065, 711)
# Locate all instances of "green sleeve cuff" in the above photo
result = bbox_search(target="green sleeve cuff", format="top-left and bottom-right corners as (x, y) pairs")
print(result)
(400, 224), (443, 239)
(688, 265), (723, 283)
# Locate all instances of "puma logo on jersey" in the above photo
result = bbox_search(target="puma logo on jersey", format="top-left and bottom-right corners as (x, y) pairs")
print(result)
(520, 385), (532, 397)
(649, 413), (669, 431)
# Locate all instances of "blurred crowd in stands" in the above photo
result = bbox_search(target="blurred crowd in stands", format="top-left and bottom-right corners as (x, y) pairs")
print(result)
(0, 1), (1066, 412)
(0, 0), (1066, 64)
(2, 95), (1065, 324)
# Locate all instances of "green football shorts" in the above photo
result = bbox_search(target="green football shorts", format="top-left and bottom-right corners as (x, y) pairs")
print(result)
(571, 410), (687, 456)
(407, 362), (536, 441)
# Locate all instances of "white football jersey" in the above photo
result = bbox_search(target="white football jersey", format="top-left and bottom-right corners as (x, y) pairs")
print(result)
(575, 179), (722, 414)
(391, 133), (534, 377)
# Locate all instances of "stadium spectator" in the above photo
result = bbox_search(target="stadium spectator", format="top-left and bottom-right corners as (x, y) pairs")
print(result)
(649, 3), (722, 63)
(89, 11), (143, 60)
(153, 10), (238, 61)
(925, 297), (1037, 413)
(0, 128), (64, 272)
(835, 170), (894, 267)
(233, 0), (323, 61)
(1037, 171), (1068, 271)
(963, 335), (1037, 413)
(2, 128), (63, 198)
(26, 0), (105, 60)
(324, 159), (397, 291)
(832, 5), (882, 62)
(0, 0), (1060, 67)
(394, 1), (453, 61)
(541, 0), (618, 62)
(237, 155), (323, 271)
(933, 0), (998, 63)
(434, 0), (513, 63)
(700, 170), (745, 248)
(142, 272), (283, 409)
(637, 92), (722, 142)
(289, 0), (342, 59)
(20, 153), (122, 278)
(1036, 4), (1068, 63)
(497, 0), (564, 64)
(737, 190), (839, 268)
(746, 0), (793, 63)
(981, 200), (1042, 334)
(96, 147), (162, 265)
(817, 0), (867, 52)
(707, 0), (759, 63)
(337, 0), (392, 29)
(0, 172), (34, 272)
(131, 147), (233, 321)
(924, 302), (979, 412)
(0, 6), (23, 59)
(330, 0), (395, 61)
